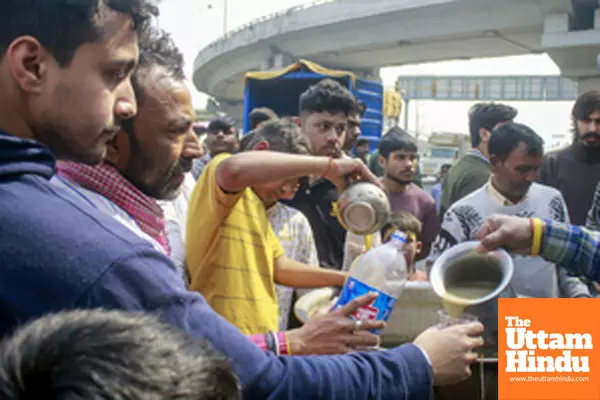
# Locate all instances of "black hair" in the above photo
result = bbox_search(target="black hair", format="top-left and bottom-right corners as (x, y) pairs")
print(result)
(378, 127), (418, 158)
(440, 163), (452, 170)
(380, 211), (423, 242)
(355, 101), (367, 117)
(0, 0), (157, 66)
(0, 309), (241, 400)
(572, 90), (600, 121)
(239, 131), (256, 151)
(243, 119), (310, 155)
(249, 107), (278, 130)
(572, 91), (600, 140)
(282, 116), (300, 124)
(121, 24), (185, 136)
(488, 121), (544, 161)
(131, 25), (185, 101)
(468, 102), (518, 147)
(208, 116), (237, 134)
(356, 138), (370, 147)
(299, 78), (359, 117)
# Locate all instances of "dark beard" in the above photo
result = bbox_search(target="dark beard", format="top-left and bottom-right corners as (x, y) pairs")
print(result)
(580, 131), (600, 148)
(388, 174), (413, 186)
(134, 156), (188, 201)
(121, 130), (184, 200)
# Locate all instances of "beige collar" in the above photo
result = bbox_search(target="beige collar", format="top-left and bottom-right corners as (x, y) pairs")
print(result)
(485, 178), (527, 206)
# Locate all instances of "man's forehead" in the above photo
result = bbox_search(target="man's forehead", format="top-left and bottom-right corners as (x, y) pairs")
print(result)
(73, 11), (138, 69)
(391, 149), (416, 156)
(584, 110), (600, 120)
(141, 78), (193, 117)
(310, 111), (347, 124)
(506, 142), (542, 161)
(99, 9), (138, 57)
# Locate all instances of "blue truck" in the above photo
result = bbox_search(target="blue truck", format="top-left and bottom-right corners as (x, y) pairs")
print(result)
(242, 60), (384, 152)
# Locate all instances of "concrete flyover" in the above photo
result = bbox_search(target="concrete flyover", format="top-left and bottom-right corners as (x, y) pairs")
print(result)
(193, 0), (600, 116)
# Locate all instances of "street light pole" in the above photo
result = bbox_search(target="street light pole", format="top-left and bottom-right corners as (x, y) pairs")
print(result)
(403, 98), (409, 131)
(223, 0), (228, 35)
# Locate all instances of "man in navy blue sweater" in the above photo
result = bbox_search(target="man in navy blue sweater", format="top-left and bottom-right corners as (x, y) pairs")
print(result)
(0, 1), (484, 398)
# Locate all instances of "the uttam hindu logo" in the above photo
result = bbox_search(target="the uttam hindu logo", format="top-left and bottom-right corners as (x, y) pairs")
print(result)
(498, 298), (600, 400)
(504, 316), (591, 373)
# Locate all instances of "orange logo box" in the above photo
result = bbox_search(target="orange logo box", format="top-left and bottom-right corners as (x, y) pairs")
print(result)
(498, 298), (600, 400)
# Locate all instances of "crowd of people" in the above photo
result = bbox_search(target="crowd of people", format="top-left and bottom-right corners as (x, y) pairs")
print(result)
(1, 1), (600, 399)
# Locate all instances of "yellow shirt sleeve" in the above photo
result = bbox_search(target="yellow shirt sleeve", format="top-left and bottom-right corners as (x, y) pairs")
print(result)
(186, 153), (244, 286)
(191, 153), (244, 219)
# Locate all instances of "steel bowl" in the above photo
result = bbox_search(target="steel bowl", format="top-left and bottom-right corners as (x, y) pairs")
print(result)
(429, 241), (516, 357)
(335, 182), (391, 235)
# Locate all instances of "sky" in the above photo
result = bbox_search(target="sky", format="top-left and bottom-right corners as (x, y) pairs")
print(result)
(157, 0), (577, 149)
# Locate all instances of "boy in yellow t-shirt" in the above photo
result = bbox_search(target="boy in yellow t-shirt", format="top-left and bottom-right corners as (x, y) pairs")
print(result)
(186, 119), (379, 334)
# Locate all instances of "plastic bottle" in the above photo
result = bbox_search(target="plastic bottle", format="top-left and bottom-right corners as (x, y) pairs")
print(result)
(342, 231), (382, 272)
(333, 230), (409, 333)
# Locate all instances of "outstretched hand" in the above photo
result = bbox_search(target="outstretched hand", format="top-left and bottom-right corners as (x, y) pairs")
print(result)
(475, 214), (535, 255)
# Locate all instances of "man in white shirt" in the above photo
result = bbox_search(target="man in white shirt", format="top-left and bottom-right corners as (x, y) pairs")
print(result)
(428, 122), (590, 298)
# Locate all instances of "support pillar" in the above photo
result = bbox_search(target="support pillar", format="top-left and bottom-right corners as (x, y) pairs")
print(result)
(577, 76), (600, 94)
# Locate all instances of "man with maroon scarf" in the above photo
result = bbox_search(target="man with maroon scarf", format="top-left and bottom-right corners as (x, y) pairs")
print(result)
(52, 26), (402, 358)
(55, 29), (193, 259)
(0, 1), (485, 397)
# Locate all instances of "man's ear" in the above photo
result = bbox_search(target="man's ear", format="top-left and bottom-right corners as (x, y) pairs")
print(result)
(479, 128), (492, 145)
(7, 36), (50, 95)
(253, 140), (270, 151)
(104, 130), (131, 168)
(378, 154), (386, 168)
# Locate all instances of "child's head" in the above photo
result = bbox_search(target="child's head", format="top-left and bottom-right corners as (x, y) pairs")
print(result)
(381, 211), (422, 272)
(249, 107), (278, 130)
(242, 119), (311, 206)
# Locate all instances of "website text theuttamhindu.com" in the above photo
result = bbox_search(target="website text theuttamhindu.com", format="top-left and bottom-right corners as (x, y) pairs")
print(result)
(508, 376), (590, 383)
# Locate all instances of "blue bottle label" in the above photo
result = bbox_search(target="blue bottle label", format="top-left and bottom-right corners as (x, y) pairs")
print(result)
(333, 277), (397, 334)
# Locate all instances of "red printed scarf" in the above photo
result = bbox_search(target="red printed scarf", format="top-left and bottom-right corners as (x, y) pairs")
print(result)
(57, 161), (171, 255)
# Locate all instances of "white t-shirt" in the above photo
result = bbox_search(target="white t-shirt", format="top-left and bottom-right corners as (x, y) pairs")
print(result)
(428, 181), (588, 298)
(159, 172), (196, 272)
(267, 202), (319, 330)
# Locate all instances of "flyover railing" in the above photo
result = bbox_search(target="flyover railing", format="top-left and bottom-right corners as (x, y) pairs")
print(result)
(203, 0), (334, 49)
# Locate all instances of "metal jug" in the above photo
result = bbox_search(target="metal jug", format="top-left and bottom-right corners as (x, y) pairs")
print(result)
(429, 241), (517, 357)
(334, 182), (391, 235)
